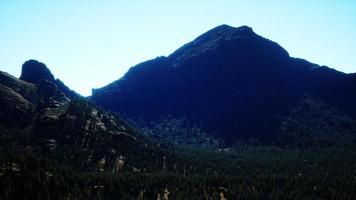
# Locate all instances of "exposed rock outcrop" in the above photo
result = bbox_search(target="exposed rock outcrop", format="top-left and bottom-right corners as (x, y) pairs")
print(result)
(20, 60), (55, 84)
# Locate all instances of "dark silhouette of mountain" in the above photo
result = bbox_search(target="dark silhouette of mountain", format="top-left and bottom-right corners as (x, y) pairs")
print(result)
(0, 60), (83, 127)
(1, 28), (356, 200)
(0, 61), (173, 172)
(20, 60), (55, 84)
(20, 59), (80, 100)
(91, 24), (356, 142)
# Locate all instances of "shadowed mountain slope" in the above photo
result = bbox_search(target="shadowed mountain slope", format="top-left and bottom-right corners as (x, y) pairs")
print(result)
(91, 25), (356, 142)
(0, 61), (175, 172)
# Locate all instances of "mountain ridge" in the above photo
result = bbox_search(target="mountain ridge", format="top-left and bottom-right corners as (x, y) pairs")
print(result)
(91, 24), (356, 142)
(0, 61), (175, 173)
(1, 24), (356, 199)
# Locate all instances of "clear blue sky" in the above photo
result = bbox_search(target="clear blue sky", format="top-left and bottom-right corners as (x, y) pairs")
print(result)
(1, 0), (355, 96)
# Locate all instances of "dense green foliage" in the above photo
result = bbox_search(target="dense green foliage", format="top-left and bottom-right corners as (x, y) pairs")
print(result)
(277, 97), (356, 149)
(1, 138), (356, 199)
(1, 98), (356, 199)
(137, 116), (223, 149)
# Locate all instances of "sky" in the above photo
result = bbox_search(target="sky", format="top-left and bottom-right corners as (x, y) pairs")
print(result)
(1, 0), (355, 96)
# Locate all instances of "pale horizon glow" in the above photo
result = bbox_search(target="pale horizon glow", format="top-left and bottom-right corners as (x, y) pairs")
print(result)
(1, 0), (355, 96)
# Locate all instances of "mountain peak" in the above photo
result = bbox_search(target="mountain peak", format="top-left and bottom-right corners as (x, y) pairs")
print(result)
(209, 24), (235, 32)
(169, 24), (256, 65)
(20, 60), (55, 84)
(211, 24), (253, 35)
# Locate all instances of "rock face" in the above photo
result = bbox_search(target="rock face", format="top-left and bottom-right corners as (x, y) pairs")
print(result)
(169, 25), (261, 66)
(0, 84), (33, 126)
(20, 60), (55, 84)
(1, 60), (90, 126)
(19, 59), (80, 100)
(91, 24), (356, 142)
(0, 71), (36, 126)
(0, 63), (171, 172)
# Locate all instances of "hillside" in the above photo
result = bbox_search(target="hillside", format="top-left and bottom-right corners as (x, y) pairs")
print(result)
(1, 26), (356, 199)
(0, 60), (177, 173)
(91, 25), (356, 142)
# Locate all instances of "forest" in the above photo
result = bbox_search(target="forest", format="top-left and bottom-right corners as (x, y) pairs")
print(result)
(1, 98), (356, 199)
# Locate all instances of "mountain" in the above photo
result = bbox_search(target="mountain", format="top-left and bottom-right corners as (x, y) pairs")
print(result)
(91, 25), (356, 142)
(0, 60), (175, 173)
(0, 60), (78, 127)
(20, 60), (80, 100)
(2, 28), (356, 199)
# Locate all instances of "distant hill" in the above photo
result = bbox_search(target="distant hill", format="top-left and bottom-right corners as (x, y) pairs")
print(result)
(91, 25), (356, 142)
